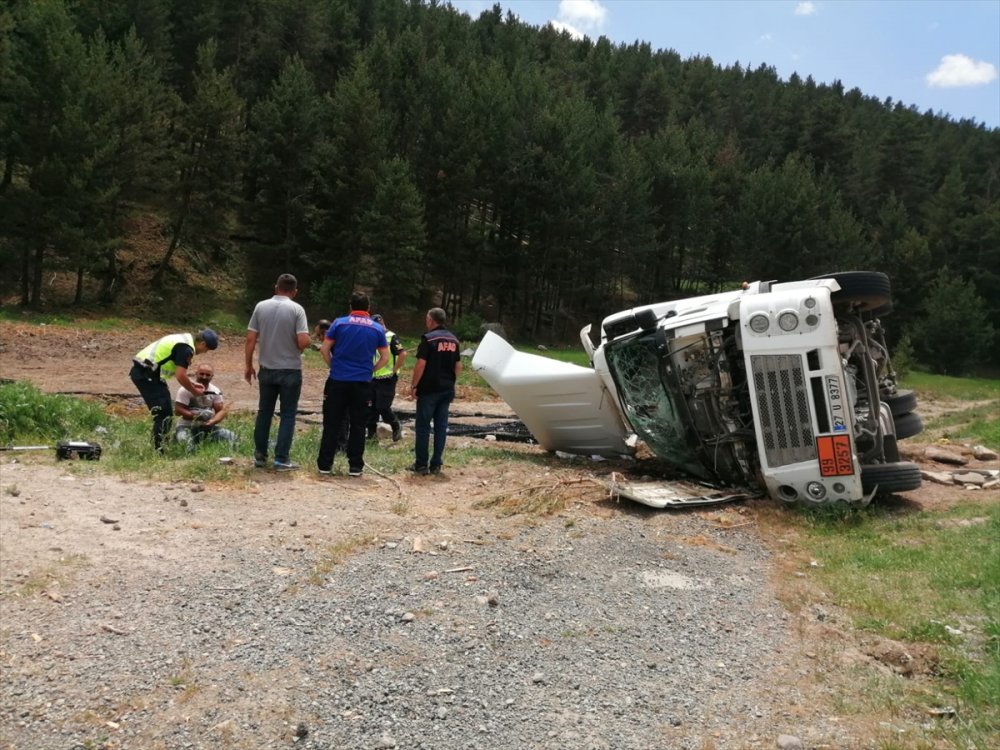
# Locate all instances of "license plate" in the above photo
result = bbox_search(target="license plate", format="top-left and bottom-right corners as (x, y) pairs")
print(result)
(816, 434), (853, 477)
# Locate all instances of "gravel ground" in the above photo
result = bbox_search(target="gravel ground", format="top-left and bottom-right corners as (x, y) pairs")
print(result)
(0, 458), (866, 750)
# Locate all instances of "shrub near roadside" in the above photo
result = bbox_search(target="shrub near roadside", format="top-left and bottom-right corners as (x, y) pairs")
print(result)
(0, 381), (107, 444)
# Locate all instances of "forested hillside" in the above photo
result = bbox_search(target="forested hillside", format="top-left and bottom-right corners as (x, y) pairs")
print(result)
(1, 0), (998, 372)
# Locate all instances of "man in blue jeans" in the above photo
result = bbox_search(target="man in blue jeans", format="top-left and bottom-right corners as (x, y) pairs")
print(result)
(409, 307), (462, 475)
(245, 274), (311, 470)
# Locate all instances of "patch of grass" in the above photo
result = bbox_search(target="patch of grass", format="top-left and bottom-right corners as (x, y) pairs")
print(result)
(475, 476), (599, 517)
(795, 500), (1000, 746)
(903, 371), (1000, 402)
(0, 381), (108, 444)
(308, 536), (374, 584)
(922, 406), (1000, 450)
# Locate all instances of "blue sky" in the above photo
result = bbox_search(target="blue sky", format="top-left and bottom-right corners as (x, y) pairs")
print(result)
(450, 0), (1000, 127)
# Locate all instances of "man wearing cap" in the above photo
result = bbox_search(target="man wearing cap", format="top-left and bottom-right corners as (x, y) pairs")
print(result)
(245, 273), (311, 471)
(317, 291), (388, 477)
(367, 314), (406, 442)
(130, 328), (219, 452)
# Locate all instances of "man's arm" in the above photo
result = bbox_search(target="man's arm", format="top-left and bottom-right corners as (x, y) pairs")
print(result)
(244, 330), (258, 384)
(174, 389), (197, 419)
(394, 349), (407, 375)
(174, 365), (202, 395)
(373, 346), (389, 374)
(454, 358), (463, 378)
(295, 307), (310, 352)
(205, 395), (228, 427)
(320, 337), (334, 367)
(409, 358), (426, 398)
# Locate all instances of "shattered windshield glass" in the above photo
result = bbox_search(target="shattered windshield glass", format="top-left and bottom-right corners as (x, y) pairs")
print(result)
(604, 335), (711, 480)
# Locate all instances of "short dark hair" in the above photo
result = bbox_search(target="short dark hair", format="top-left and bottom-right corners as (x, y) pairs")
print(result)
(427, 307), (446, 325)
(350, 291), (369, 311)
(315, 319), (330, 333)
(275, 274), (297, 293)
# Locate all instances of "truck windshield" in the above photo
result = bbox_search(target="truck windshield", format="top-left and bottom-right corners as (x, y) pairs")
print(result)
(604, 335), (712, 480)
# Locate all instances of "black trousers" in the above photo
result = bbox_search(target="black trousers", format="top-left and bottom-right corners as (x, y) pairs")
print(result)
(367, 376), (400, 433)
(317, 379), (371, 472)
(130, 363), (172, 451)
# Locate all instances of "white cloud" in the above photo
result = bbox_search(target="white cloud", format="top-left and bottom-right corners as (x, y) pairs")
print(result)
(558, 0), (608, 28)
(550, 20), (585, 40)
(926, 54), (998, 87)
(794, 2), (817, 16)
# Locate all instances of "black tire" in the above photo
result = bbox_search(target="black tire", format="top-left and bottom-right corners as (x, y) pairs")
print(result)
(893, 411), (923, 440)
(884, 389), (918, 417)
(861, 461), (922, 495)
(815, 271), (892, 312)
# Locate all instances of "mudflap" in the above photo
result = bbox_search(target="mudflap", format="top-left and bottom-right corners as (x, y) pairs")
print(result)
(604, 472), (754, 509)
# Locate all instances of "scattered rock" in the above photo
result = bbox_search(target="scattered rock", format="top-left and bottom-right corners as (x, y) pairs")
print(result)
(412, 536), (424, 553)
(294, 722), (308, 739)
(920, 470), (956, 485)
(375, 734), (397, 749)
(190, 485), (205, 493)
(401, 612), (415, 622)
(953, 471), (987, 486)
(99, 515), (119, 524)
(924, 447), (968, 466)
(776, 735), (803, 750)
(972, 445), (998, 461)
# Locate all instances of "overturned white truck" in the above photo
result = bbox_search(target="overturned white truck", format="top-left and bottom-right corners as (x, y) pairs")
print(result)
(472, 272), (923, 508)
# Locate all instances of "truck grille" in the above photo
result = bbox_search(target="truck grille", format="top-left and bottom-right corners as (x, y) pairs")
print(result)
(751, 355), (816, 467)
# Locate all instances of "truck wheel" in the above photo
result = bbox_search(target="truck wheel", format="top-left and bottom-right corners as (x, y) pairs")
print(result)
(819, 271), (892, 311)
(893, 411), (923, 440)
(860, 461), (922, 495)
(884, 389), (918, 417)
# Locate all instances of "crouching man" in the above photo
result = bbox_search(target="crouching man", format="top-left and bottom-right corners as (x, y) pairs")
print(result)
(175, 363), (237, 449)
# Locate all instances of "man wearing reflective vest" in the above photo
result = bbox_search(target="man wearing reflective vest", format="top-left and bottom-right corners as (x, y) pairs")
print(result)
(130, 329), (219, 451)
(366, 314), (407, 442)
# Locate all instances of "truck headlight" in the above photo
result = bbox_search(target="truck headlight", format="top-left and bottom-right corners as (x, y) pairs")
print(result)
(806, 482), (827, 500)
(749, 314), (769, 333)
(778, 311), (799, 331)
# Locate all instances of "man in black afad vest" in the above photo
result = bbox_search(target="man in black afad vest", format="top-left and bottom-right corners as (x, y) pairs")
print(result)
(409, 307), (461, 475)
(367, 314), (407, 442)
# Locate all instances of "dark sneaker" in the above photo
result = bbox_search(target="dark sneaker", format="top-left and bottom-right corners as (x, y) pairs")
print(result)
(429, 464), (442, 475)
(409, 463), (429, 475)
(318, 468), (332, 476)
(273, 461), (300, 472)
(391, 424), (402, 442)
(254, 458), (267, 468)
(348, 465), (364, 477)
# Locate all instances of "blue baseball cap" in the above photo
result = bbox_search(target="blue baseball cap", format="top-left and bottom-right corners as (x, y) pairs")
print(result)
(198, 328), (219, 350)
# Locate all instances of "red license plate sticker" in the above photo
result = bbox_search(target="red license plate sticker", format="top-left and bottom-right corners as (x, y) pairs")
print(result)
(816, 434), (854, 477)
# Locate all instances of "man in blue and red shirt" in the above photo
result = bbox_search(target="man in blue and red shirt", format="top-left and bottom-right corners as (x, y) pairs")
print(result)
(317, 292), (388, 476)
(409, 307), (462, 475)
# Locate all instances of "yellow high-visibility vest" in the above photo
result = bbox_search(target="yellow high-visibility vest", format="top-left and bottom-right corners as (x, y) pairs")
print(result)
(134, 333), (194, 380)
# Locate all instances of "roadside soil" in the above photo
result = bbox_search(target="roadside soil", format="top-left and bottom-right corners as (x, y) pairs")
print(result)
(1, 320), (997, 749)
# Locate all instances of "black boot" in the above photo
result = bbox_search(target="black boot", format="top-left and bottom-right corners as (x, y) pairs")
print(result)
(391, 422), (402, 442)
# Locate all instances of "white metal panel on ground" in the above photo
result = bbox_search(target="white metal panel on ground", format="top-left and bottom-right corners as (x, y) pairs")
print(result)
(471, 332), (631, 456)
(603, 474), (752, 508)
